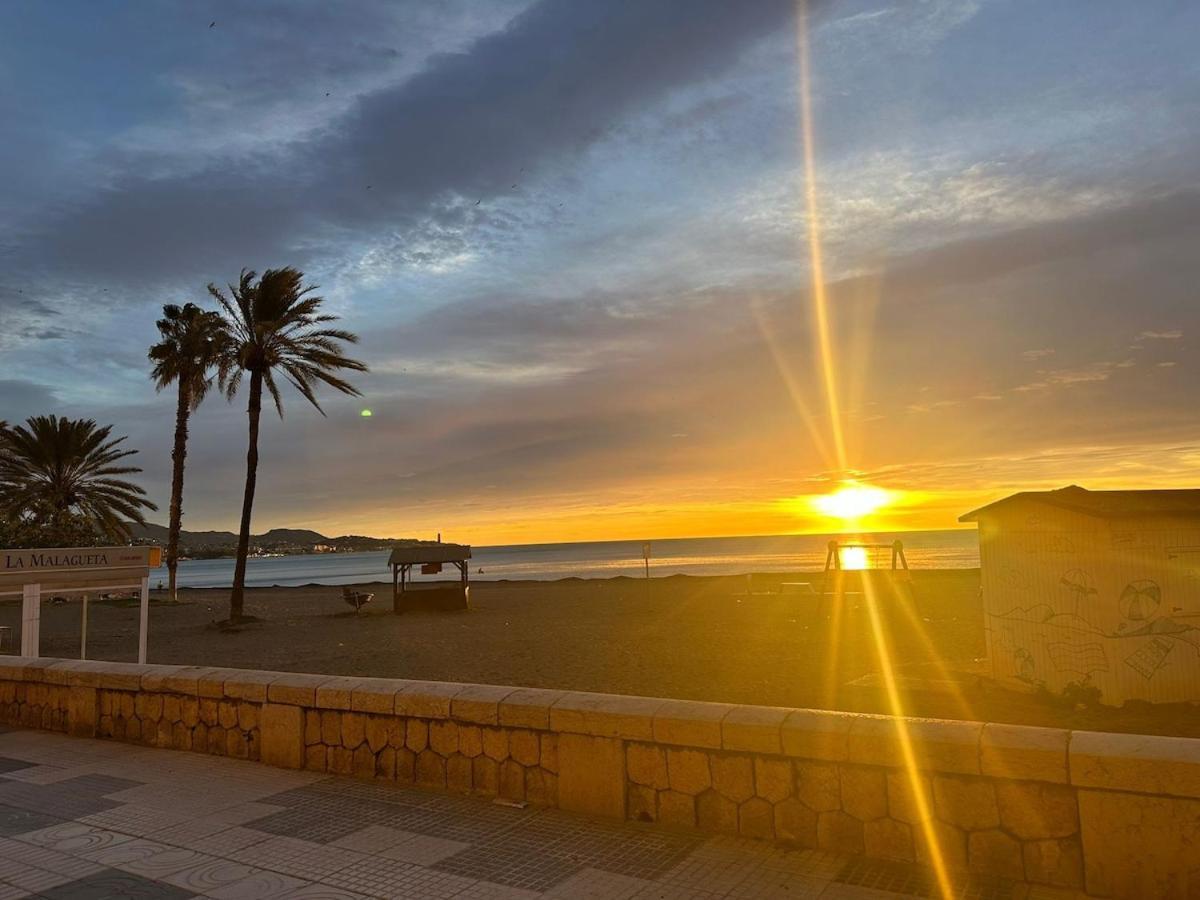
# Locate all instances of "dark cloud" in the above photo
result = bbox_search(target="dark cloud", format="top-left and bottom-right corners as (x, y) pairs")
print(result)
(21, 0), (802, 292)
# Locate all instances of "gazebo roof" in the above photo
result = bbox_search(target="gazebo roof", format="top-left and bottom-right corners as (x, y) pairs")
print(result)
(387, 542), (472, 565)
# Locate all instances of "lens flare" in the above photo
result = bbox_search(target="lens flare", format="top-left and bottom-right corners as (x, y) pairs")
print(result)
(839, 545), (869, 570)
(812, 482), (892, 522)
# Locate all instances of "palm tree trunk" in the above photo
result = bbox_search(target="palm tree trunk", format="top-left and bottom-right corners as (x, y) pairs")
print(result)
(166, 383), (191, 602)
(229, 370), (263, 622)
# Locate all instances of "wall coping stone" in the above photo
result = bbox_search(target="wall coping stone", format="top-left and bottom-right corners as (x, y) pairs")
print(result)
(1070, 730), (1200, 799)
(4, 658), (1200, 801)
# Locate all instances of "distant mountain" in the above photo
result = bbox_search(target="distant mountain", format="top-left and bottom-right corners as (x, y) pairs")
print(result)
(127, 522), (398, 557)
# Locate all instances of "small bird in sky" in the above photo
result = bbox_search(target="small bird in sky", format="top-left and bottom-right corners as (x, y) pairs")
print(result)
(209, 21), (216, 28)
(474, 199), (480, 206)
(325, 92), (330, 97)
(366, 185), (372, 190)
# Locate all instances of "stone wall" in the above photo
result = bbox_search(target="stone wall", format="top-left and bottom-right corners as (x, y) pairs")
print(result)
(0, 657), (1196, 899)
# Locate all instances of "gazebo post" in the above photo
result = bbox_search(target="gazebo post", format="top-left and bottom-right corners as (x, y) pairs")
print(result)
(392, 563), (399, 614)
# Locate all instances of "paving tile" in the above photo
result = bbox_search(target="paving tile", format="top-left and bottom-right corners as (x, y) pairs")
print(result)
(205, 869), (309, 899)
(0, 883), (33, 900)
(330, 824), (419, 856)
(225, 835), (367, 879)
(628, 885), (723, 899)
(16, 823), (133, 854)
(78, 837), (174, 868)
(1, 842), (105, 881)
(38, 868), (196, 899)
(200, 802), (287, 826)
(544, 867), (656, 899)
(120, 847), (221, 880)
(0, 755), (51, 774)
(161, 858), (263, 894)
(77, 804), (193, 837)
(323, 856), (420, 896)
(454, 882), (543, 900)
(726, 866), (827, 899)
(377, 832), (470, 866)
(185, 826), (272, 856)
(278, 886), (373, 900)
(0, 801), (64, 836)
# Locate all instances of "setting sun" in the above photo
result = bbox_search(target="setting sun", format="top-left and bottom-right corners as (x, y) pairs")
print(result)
(811, 482), (893, 522)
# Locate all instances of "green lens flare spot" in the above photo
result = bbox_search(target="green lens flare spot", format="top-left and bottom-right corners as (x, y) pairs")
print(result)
(360, 409), (373, 417)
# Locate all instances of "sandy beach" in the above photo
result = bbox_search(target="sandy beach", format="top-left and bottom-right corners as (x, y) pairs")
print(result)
(3, 569), (1195, 738)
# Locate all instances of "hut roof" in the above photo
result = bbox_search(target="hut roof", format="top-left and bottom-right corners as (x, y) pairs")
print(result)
(960, 485), (1200, 523)
(387, 541), (471, 565)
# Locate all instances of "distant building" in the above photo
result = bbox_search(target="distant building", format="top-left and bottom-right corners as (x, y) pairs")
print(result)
(960, 485), (1200, 705)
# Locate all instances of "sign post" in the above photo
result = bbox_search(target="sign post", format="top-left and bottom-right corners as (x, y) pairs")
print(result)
(642, 542), (651, 580)
(1, 546), (161, 662)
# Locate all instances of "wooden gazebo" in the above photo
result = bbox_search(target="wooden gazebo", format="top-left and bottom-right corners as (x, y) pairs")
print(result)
(388, 541), (471, 613)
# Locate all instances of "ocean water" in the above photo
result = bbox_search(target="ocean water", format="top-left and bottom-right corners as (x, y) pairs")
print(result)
(151, 529), (980, 589)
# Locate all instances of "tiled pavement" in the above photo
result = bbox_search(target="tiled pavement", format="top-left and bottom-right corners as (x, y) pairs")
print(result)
(0, 727), (1048, 900)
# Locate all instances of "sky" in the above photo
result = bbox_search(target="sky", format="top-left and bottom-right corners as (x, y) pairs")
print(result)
(2, 0), (1198, 545)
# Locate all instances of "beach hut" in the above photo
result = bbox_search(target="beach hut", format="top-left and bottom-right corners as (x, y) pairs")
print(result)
(960, 485), (1200, 704)
(388, 541), (471, 613)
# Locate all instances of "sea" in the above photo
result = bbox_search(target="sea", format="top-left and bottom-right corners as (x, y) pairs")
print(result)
(151, 529), (980, 589)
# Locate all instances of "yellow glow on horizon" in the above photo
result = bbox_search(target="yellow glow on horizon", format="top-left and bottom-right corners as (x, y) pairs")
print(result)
(811, 482), (893, 522)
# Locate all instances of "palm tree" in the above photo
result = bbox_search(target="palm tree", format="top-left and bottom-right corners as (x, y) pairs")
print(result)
(210, 268), (367, 623)
(0, 415), (156, 544)
(149, 302), (229, 601)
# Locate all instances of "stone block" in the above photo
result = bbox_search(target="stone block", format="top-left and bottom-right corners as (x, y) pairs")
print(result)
(695, 789), (738, 833)
(652, 699), (732, 749)
(352, 744), (375, 778)
(406, 719), (428, 753)
(980, 723), (1069, 784)
(482, 727), (509, 761)
(913, 819), (967, 875)
(162, 695), (181, 723)
(342, 712), (367, 749)
(774, 798), (818, 847)
(181, 698), (199, 728)
(738, 796), (775, 840)
(194, 668), (227, 699)
(304, 744), (327, 772)
(351, 679), (407, 714)
(237, 702), (258, 732)
(711, 754), (754, 803)
(260, 703), (304, 769)
(217, 701), (238, 730)
(365, 716), (391, 753)
(754, 757), (793, 804)
(967, 829), (1023, 880)
(550, 691), (660, 741)
(627, 744), (669, 790)
(267, 673), (329, 707)
(498, 687), (564, 730)
(995, 780), (1078, 840)
(395, 748), (416, 784)
(864, 817), (913, 862)
(473, 755), (499, 795)
(657, 790), (696, 828)
(314, 676), (361, 710)
(557, 733), (626, 819)
(1070, 730), (1200, 799)
(722, 705), (789, 754)
(780, 708), (853, 761)
(817, 810), (864, 855)
(458, 725), (483, 758)
(666, 748), (711, 795)
(321, 710), (341, 745)
(848, 715), (982, 775)
(500, 759), (525, 801)
(395, 681), (463, 718)
(67, 686), (97, 738)
(429, 720), (459, 757)
(540, 734), (558, 773)
(447, 754), (473, 793)
(329, 746), (354, 775)
(376, 746), (396, 780)
(138, 666), (180, 692)
(932, 775), (998, 830)
(416, 749), (447, 787)
(840, 765), (888, 821)
(509, 730), (540, 767)
(1079, 788), (1200, 899)
(795, 761), (841, 812)
(222, 670), (276, 703)
(526, 768), (556, 806)
(887, 770), (935, 825)
(628, 784), (658, 823)
(1023, 837), (1084, 889)
(451, 684), (515, 725)
(159, 668), (204, 695)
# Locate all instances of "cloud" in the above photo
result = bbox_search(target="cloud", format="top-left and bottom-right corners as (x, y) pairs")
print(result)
(13, 0), (802, 295)
(1137, 329), (1183, 339)
(1022, 348), (1054, 361)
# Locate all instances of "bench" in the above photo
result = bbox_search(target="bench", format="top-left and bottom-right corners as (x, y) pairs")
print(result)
(342, 587), (374, 613)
